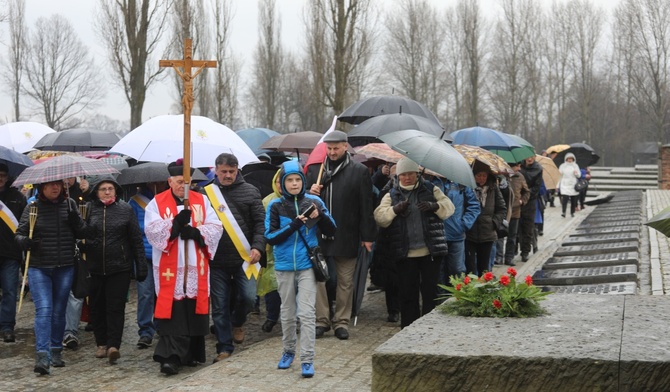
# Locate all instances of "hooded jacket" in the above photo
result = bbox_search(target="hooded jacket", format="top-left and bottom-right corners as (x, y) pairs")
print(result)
(84, 177), (147, 278)
(521, 160), (543, 200)
(265, 161), (336, 272)
(558, 152), (581, 197)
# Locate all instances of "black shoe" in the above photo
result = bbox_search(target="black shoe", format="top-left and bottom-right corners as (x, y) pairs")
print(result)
(315, 326), (330, 338)
(63, 334), (78, 349)
(209, 324), (216, 334)
(84, 323), (94, 332)
(334, 328), (349, 340)
(561, 213), (565, 218)
(136, 336), (152, 349)
(571, 213), (574, 218)
(261, 320), (277, 333)
(387, 312), (399, 323)
(521, 254), (529, 263)
(366, 284), (383, 292)
(504, 260), (516, 266)
(3, 331), (15, 343)
(160, 362), (179, 375)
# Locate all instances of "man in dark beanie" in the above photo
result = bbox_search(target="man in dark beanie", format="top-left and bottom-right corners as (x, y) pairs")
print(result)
(0, 163), (27, 343)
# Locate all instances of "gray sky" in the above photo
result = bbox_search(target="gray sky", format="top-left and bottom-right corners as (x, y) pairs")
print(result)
(0, 0), (619, 128)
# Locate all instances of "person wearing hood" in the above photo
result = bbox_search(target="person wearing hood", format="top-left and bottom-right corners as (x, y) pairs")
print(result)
(558, 152), (581, 218)
(82, 177), (147, 365)
(0, 163), (27, 344)
(374, 158), (455, 329)
(519, 156), (543, 262)
(15, 179), (89, 375)
(265, 160), (336, 378)
(258, 170), (283, 333)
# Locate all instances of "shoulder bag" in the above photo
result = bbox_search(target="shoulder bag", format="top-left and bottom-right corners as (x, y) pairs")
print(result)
(72, 244), (90, 299)
(297, 230), (329, 282)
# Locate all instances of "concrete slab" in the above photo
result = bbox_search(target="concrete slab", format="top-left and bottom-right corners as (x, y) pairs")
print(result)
(544, 252), (639, 270)
(554, 241), (639, 256)
(531, 264), (638, 285)
(561, 232), (639, 246)
(372, 296), (626, 392)
(543, 282), (637, 294)
(571, 225), (639, 236)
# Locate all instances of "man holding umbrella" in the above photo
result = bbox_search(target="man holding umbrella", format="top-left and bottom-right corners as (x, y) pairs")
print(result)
(0, 163), (27, 343)
(306, 130), (376, 340)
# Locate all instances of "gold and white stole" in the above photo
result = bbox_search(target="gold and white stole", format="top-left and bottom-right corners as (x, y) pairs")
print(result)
(0, 200), (19, 233)
(131, 194), (150, 210)
(204, 184), (260, 279)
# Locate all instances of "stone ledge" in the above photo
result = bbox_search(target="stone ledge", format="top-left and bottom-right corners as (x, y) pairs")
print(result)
(372, 295), (670, 392)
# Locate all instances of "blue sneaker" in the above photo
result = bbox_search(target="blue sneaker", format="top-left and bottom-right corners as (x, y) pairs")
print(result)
(278, 352), (295, 369)
(301, 362), (314, 378)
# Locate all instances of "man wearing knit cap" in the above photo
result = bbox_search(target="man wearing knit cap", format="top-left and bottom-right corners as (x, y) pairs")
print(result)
(0, 163), (26, 343)
(306, 130), (376, 340)
(144, 159), (223, 375)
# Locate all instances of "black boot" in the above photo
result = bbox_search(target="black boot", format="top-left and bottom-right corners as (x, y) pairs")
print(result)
(50, 348), (65, 367)
(34, 351), (50, 375)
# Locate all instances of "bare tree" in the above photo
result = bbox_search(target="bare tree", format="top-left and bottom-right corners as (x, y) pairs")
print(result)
(1, 0), (27, 122)
(209, 0), (241, 128)
(613, 0), (670, 143)
(95, 0), (171, 130)
(23, 15), (103, 130)
(305, 0), (375, 114)
(248, 0), (284, 129)
(382, 0), (445, 118)
(458, 0), (487, 126)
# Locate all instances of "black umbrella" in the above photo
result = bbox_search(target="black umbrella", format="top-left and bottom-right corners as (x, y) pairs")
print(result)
(338, 95), (441, 126)
(552, 142), (600, 167)
(347, 113), (452, 147)
(116, 162), (207, 186)
(0, 145), (34, 178)
(241, 162), (279, 199)
(33, 128), (121, 152)
(351, 246), (373, 326)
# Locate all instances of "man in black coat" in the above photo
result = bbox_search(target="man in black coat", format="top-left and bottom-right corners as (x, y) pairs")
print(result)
(307, 131), (376, 340)
(0, 163), (27, 343)
(519, 156), (543, 262)
(204, 153), (266, 362)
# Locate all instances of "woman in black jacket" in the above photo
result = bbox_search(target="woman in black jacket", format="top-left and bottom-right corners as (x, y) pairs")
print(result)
(83, 177), (147, 364)
(15, 180), (88, 375)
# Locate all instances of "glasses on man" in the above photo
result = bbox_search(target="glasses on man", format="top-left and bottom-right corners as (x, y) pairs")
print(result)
(98, 187), (116, 193)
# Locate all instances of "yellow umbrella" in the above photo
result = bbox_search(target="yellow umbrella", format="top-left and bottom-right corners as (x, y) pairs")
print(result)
(545, 144), (570, 155)
(535, 155), (560, 189)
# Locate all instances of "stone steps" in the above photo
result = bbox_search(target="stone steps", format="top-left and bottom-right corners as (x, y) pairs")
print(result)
(586, 165), (657, 197)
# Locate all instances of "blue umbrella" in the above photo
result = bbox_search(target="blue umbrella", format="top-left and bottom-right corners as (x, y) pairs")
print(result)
(235, 128), (281, 155)
(450, 127), (534, 163)
(0, 145), (34, 179)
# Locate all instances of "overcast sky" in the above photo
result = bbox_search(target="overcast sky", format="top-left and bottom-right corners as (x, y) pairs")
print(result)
(0, 0), (619, 129)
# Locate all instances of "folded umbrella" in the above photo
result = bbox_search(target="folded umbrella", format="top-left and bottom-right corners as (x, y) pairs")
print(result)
(379, 130), (476, 188)
(351, 246), (373, 327)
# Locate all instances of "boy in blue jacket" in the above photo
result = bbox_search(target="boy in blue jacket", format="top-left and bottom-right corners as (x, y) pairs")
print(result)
(265, 161), (336, 378)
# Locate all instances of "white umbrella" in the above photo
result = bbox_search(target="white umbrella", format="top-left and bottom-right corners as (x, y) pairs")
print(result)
(0, 122), (57, 153)
(108, 115), (257, 168)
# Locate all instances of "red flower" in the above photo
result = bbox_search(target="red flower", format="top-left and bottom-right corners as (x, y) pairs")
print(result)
(507, 267), (517, 277)
(456, 283), (462, 291)
(525, 275), (533, 286)
(493, 299), (502, 309)
(483, 272), (494, 282)
(463, 276), (470, 285)
(499, 275), (510, 286)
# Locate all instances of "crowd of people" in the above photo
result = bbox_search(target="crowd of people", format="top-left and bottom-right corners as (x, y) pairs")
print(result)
(0, 136), (592, 379)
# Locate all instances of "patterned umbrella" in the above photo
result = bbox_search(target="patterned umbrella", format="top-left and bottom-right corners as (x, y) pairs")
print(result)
(13, 155), (120, 187)
(354, 143), (404, 163)
(452, 144), (514, 177)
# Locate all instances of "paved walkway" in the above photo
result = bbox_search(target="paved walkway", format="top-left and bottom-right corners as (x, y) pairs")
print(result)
(3, 191), (664, 391)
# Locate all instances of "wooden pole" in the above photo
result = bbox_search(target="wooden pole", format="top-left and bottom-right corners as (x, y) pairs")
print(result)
(18, 204), (38, 313)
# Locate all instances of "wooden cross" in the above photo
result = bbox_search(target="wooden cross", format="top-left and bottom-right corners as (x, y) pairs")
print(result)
(159, 38), (217, 205)
(162, 268), (175, 282)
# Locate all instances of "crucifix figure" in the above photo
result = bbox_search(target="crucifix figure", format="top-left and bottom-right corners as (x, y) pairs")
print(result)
(159, 38), (217, 199)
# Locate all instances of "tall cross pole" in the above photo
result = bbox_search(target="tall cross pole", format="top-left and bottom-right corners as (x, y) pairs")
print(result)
(159, 38), (217, 209)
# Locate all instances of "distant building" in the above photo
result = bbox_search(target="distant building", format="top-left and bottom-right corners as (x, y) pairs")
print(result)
(631, 142), (658, 165)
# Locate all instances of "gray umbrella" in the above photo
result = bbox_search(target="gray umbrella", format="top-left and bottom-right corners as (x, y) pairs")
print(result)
(116, 162), (207, 185)
(338, 95), (441, 126)
(348, 113), (452, 147)
(33, 128), (121, 152)
(379, 130), (476, 188)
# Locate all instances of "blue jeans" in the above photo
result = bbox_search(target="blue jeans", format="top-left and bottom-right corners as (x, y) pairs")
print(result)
(64, 291), (83, 339)
(441, 240), (465, 285)
(136, 261), (156, 338)
(210, 265), (257, 354)
(0, 258), (19, 333)
(265, 290), (281, 323)
(28, 266), (74, 352)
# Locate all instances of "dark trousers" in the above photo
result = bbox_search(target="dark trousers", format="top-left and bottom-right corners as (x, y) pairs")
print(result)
(561, 195), (578, 215)
(519, 200), (537, 256)
(89, 271), (132, 349)
(396, 255), (439, 329)
(465, 241), (494, 276)
(504, 218), (520, 262)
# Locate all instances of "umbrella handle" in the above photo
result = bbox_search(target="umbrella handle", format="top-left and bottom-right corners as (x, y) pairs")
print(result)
(316, 162), (325, 186)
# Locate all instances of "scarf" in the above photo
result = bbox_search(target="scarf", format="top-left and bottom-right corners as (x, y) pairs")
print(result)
(475, 184), (489, 207)
(320, 153), (351, 212)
